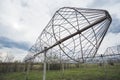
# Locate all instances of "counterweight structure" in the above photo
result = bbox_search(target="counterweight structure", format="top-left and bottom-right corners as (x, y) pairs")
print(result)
(24, 7), (112, 63)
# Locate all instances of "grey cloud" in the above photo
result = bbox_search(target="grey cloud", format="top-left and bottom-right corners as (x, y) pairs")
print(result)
(108, 16), (120, 33)
(10, 0), (29, 7)
(20, 0), (29, 8)
(0, 36), (30, 50)
(89, 0), (120, 7)
(0, 22), (11, 33)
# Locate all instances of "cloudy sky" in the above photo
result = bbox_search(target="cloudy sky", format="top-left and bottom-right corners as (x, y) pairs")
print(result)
(0, 0), (120, 61)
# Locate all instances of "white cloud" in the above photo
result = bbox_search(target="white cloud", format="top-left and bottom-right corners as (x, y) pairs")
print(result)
(0, 0), (51, 43)
(0, 0), (95, 43)
(89, 0), (120, 19)
(0, 52), (7, 58)
(0, 47), (27, 61)
(43, 0), (94, 16)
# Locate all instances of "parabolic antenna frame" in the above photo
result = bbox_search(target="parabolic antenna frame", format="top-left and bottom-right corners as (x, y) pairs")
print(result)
(24, 7), (112, 63)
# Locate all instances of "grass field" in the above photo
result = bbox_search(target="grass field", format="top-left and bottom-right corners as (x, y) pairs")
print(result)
(0, 64), (120, 80)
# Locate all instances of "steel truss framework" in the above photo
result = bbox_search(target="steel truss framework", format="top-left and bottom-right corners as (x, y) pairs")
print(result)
(24, 7), (112, 63)
(103, 45), (120, 62)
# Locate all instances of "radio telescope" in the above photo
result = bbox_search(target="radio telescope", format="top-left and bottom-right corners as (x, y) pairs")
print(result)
(24, 7), (112, 63)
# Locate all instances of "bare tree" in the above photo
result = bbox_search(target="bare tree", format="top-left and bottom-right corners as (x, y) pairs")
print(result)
(4, 53), (14, 62)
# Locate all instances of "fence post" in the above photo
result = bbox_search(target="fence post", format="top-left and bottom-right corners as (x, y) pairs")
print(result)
(25, 62), (30, 80)
(43, 47), (47, 80)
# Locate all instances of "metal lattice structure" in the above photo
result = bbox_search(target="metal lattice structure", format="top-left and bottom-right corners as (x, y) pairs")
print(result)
(24, 7), (112, 63)
(103, 45), (120, 62)
(104, 45), (120, 55)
